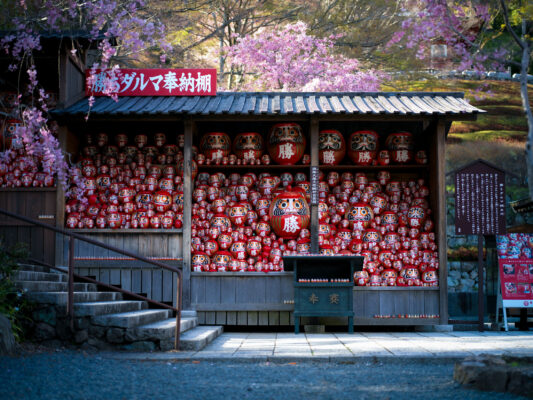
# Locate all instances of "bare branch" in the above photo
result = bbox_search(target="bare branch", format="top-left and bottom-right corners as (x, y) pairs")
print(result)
(499, 0), (526, 50)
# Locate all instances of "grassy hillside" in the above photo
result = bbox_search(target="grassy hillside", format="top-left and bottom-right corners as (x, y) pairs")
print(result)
(388, 78), (529, 190)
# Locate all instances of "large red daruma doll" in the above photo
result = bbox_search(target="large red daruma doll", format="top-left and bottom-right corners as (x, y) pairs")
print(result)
(319, 129), (345, 165)
(385, 131), (414, 164)
(200, 132), (231, 161)
(269, 191), (310, 239)
(267, 123), (306, 165)
(233, 132), (264, 161)
(348, 130), (379, 165)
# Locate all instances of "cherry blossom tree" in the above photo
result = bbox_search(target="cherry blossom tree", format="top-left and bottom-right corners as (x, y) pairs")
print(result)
(0, 0), (170, 197)
(390, 0), (533, 197)
(223, 21), (385, 91)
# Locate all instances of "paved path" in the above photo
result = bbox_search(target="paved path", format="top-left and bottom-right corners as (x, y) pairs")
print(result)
(112, 331), (533, 362)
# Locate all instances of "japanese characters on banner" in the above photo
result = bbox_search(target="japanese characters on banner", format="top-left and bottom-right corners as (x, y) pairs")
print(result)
(455, 160), (506, 235)
(496, 234), (533, 307)
(86, 69), (217, 97)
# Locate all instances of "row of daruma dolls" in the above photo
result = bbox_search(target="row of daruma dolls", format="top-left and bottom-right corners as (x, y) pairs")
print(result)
(0, 152), (55, 188)
(190, 169), (439, 286)
(196, 123), (427, 166)
(66, 131), (192, 229)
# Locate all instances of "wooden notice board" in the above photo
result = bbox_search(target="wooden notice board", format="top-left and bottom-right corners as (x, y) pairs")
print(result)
(455, 159), (506, 235)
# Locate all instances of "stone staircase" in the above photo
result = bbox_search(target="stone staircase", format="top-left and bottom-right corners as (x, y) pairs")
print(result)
(14, 264), (222, 351)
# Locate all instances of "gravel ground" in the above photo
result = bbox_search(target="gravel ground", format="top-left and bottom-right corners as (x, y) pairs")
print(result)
(0, 350), (525, 400)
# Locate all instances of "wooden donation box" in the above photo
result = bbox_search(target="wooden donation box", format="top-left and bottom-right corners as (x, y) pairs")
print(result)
(284, 255), (363, 334)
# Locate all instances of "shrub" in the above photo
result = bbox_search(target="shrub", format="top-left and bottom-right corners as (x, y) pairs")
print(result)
(0, 239), (34, 342)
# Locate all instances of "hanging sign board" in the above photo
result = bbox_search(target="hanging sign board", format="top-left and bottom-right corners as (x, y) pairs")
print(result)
(310, 166), (320, 206)
(454, 160), (506, 235)
(496, 234), (533, 307)
(86, 68), (217, 97)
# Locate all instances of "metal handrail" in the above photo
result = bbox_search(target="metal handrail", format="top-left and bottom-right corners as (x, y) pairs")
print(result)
(0, 208), (182, 350)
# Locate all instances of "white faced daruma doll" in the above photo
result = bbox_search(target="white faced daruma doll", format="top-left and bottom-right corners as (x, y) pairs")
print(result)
(269, 191), (310, 239)
(319, 129), (345, 165)
(267, 123), (306, 165)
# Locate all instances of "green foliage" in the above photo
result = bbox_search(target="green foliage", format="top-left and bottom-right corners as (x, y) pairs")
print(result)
(0, 239), (33, 342)
(447, 246), (485, 261)
(448, 130), (526, 142)
(450, 115), (527, 134)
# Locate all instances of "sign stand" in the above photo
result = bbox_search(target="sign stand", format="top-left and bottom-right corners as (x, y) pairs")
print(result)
(478, 235), (484, 331)
(495, 273), (509, 331)
(453, 159), (506, 331)
(494, 234), (533, 332)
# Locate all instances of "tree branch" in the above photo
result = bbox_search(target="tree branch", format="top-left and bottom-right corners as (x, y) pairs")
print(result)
(442, 2), (521, 68)
(499, 0), (526, 50)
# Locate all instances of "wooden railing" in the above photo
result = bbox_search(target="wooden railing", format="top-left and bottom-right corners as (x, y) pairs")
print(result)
(0, 208), (183, 350)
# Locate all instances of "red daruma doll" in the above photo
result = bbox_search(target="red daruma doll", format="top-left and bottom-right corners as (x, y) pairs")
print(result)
(267, 123), (306, 165)
(348, 130), (379, 165)
(319, 129), (346, 165)
(269, 190), (310, 239)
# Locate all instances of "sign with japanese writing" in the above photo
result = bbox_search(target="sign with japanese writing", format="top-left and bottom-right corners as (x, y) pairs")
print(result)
(455, 160), (506, 235)
(496, 234), (533, 307)
(86, 68), (217, 96)
(310, 166), (319, 206)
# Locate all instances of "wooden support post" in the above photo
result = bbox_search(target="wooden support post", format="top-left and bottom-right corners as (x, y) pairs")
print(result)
(310, 117), (319, 254)
(182, 118), (193, 309)
(435, 120), (449, 325)
(478, 234), (484, 332)
(68, 236), (75, 330)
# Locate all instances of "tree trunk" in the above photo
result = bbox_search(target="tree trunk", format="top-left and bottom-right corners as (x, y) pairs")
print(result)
(519, 39), (533, 199)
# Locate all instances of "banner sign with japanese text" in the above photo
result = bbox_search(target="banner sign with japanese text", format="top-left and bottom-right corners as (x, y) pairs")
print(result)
(86, 68), (217, 96)
(496, 234), (533, 307)
(455, 160), (506, 235)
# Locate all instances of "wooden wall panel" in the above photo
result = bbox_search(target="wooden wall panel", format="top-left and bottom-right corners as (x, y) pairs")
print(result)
(0, 189), (56, 265)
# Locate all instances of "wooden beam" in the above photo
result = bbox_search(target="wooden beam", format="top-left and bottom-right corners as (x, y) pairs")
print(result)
(182, 118), (193, 308)
(435, 120), (449, 324)
(310, 117), (319, 254)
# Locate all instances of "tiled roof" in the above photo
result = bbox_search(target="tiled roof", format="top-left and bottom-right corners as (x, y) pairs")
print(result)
(54, 91), (484, 117)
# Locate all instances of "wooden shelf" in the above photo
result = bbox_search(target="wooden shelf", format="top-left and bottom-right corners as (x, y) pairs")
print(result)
(0, 187), (57, 192)
(353, 286), (439, 291)
(191, 271), (292, 276)
(197, 164), (311, 171)
(69, 228), (183, 233)
(319, 164), (429, 171)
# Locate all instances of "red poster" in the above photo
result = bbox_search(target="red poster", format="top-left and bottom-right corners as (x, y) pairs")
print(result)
(496, 234), (533, 307)
(86, 68), (217, 97)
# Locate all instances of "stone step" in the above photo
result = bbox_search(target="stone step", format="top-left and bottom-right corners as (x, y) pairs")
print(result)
(92, 309), (172, 328)
(125, 317), (198, 342)
(17, 264), (49, 273)
(15, 281), (97, 292)
(177, 326), (223, 351)
(12, 270), (67, 282)
(26, 291), (122, 305)
(181, 310), (197, 318)
(75, 301), (147, 317)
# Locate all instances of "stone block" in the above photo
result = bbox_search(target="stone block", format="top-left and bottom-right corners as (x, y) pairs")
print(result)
(0, 314), (16, 355)
(89, 325), (106, 339)
(74, 317), (90, 331)
(122, 341), (157, 352)
(74, 329), (88, 344)
(463, 262), (476, 273)
(448, 270), (461, 280)
(55, 318), (72, 340)
(87, 337), (114, 351)
(106, 328), (125, 344)
(34, 322), (56, 341)
(160, 339), (176, 352)
(32, 306), (56, 326)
